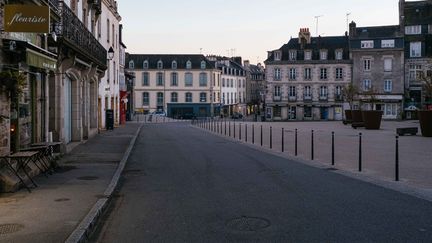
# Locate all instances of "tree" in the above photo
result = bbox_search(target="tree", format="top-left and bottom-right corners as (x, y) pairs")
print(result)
(342, 83), (358, 110)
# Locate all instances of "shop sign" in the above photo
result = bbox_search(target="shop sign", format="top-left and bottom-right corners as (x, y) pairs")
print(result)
(26, 49), (57, 71)
(4, 5), (50, 33)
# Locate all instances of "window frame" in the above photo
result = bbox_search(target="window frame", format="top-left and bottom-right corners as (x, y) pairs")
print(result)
(320, 68), (328, 80)
(142, 72), (149, 86)
(199, 73), (208, 87)
(171, 92), (178, 103)
(384, 80), (393, 92)
(185, 73), (193, 87)
(171, 72), (178, 86)
(185, 92), (193, 103)
(142, 92), (149, 106)
(156, 72), (164, 86)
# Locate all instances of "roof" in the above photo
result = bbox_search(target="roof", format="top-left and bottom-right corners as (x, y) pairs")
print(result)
(125, 54), (214, 70)
(351, 25), (402, 39)
(404, 0), (432, 25)
(248, 64), (265, 74)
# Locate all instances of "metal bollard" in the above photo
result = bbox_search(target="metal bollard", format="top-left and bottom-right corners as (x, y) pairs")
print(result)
(252, 124), (255, 144)
(229, 121), (231, 137)
(245, 124), (248, 143)
(239, 123), (242, 140)
(359, 133), (362, 172)
(282, 128), (285, 152)
(295, 129), (298, 156)
(270, 126), (273, 149)
(395, 136), (399, 181)
(332, 132), (335, 166)
(234, 122), (236, 138)
(260, 125), (263, 147)
(311, 130), (314, 160)
(225, 120), (227, 135)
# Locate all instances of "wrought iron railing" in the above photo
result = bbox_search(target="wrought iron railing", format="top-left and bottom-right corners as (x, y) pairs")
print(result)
(88, 0), (102, 15)
(48, 0), (59, 12)
(58, 2), (107, 69)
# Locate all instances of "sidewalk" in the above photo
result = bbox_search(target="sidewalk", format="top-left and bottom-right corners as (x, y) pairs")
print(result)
(0, 123), (141, 243)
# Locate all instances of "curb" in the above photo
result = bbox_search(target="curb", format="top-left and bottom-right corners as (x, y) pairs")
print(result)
(65, 124), (144, 243)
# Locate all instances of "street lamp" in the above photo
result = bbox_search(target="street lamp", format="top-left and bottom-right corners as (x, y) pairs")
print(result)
(108, 47), (114, 60)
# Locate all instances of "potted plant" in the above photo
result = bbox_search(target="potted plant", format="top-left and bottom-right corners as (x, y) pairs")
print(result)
(342, 83), (359, 124)
(418, 66), (432, 137)
(362, 86), (383, 130)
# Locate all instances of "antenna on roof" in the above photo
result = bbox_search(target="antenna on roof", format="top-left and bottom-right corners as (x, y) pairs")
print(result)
(314, 15), (323, 36)
(346, 12), (351, 33)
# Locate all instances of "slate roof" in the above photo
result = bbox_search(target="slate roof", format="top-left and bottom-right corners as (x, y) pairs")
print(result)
(248, 64), (265, 75)
(265, 36), (349, 63)
(125, 54), (214, 70)
(404, 1), (432, 25)
(351, 25), (402, 39)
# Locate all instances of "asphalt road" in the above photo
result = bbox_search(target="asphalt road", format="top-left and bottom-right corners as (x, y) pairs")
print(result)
(94, 123), (432, 242)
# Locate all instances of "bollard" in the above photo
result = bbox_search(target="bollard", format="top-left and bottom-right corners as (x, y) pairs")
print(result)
(282, 128), (285, 152)
(332, 132), (335, 166)
(245, 124), (248, 143)
(270, 126), (273, 149)
(220, 120), (223, 134)
(252, 124), (255, 144)
(239, 124), (242, 140)
(311, 130), (314, 160)
(229, 121), (231, 137)
(234, 122), (236, 138)
(395, 136), (399, 181)
(295, 129), (298, 156)
(359, 133), (362, 172)
(260, 125), (263, 146)
(225, 120), (227, 135)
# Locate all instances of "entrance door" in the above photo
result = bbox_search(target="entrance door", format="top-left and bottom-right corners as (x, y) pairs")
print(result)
(289, 106), (297, 120)
(320, 107), (329, 120)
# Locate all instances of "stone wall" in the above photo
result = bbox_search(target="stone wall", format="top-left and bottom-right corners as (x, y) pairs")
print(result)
(0, 94), (10, 156)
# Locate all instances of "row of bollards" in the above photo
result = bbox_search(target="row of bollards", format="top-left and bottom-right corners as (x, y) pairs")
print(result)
(195, 119), (401, 182)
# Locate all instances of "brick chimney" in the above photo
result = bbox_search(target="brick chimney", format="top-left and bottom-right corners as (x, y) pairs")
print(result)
(349, 21), (357, 38)
(298, 28), (311, 46)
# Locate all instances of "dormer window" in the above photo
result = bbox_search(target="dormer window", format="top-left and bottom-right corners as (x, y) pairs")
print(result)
(274, 51), (282, 61)
(320, 50), (328, 60)
(381, 40), (395, 48)
(129, 60), (134, 69)
(143, 60), (149, 69)
(201, 61), (206, 69)
(186, 60), (192, 69)
(172, 61), (177, 69)
(157, 60), (163, 69)
(361, 40), (374, 49)
(335, 50), (343, 60)
(289, 50), (297, 61)
(304, 50), (312, 60)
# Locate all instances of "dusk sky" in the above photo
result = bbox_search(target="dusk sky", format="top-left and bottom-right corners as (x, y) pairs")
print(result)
(119, 0), (402, 64)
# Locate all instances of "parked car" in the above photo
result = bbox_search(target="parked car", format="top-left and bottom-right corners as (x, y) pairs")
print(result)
(231, 113), (243, 119)
(152, 111), (166, 116)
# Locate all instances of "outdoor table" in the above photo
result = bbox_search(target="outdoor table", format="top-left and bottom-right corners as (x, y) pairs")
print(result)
(0, 151), (39, 192)
(31, 142), (62, 166)
(20, 146), (52, 175)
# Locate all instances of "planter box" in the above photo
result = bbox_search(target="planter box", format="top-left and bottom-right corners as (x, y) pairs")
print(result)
(418, 110), (432, 137)
(351, 110), (363, 123)
(362, 110), (383, 130)
(344, 110), (352, 124)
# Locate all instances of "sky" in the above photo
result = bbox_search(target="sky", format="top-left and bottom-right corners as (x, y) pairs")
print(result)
(118, 0), (402, 64)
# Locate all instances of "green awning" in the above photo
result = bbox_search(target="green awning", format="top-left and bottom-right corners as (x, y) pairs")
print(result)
(26, 49), (57, 71)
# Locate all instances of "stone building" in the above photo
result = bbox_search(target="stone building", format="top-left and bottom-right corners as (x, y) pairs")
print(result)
(244, 61), (266, 116)
(399, 0), (432, 110)
(127, 54), (221, 118)
(349, 22), (405, 119)
(265, 28), (351, 121)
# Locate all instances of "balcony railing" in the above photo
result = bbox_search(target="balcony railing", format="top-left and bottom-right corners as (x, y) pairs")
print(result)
(273, 96), (282, 102)
(335, 95), (344, 102)
(304, 95), (312, 101)
(57, 2), (107, 69)
(88, 0), (102, 15)
(289, 96), (297, 102)
(47, 0), (59, 12)
(320, 96), (328, 101)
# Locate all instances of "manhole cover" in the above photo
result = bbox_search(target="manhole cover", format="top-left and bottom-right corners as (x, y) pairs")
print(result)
(324, 168), (338, 171)
(226, 216), (270, 232)
(54, 198), (70, 202)
(0, 224), (24, 235)
(77, 176), (99, 181)
(56, 166), (77, 173)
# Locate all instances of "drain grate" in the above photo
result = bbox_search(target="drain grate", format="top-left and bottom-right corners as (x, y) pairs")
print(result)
(77, 176), (99, 181)
(0, 224), (24, 235)
(54, 198), (70, 202)
(226, 216), (270, 232)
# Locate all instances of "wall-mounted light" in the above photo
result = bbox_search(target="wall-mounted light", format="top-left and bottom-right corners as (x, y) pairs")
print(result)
(108, 47), (114, 60)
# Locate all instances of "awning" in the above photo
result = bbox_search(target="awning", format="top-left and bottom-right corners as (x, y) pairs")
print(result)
(26, 48), (56, 71)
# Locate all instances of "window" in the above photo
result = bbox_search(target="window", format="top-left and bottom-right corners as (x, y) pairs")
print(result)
(363, 59), (371, 71)
(409, 65), (423, 80)
(157, 61), (163, 69)
(157, 92), (164, 105)
(320, 86), (328, 98)
(289, 68), (296, 80)
(156, 72), (164, 86)
(335, 86), (343, 99)
(222, 93), (226, 104)
(142, 92), (149, 105)
(289, 51), (296, 60)
(385, 104), (398, 117)
(172, 61), (177, 69)
(384, 80), (393, 92)
(171, 92), (178, 102)
(186, 61), (192, 69)
(274, 51), (281, 61)
(143, 60), (149, 69)
(304, 86), (311, 98)
(304, 51), (312, 60)
(410, 42), (422, 57)
(185, 93), (193, 102)
(361, 40), (374, 48)
(382, 40), (395, 48)
(405, 25), (421, 35)
(384, 58), (393, 72)
(230, 79), (234, 87)
(200, 93), (207, 102)
(274, 86), (281, 97)
(336, 68), (343, 80)
(171, 72), (178, 86)
(320, 68), (327, 80)
(304, 68), (312, 80)
(289, 86), (296, 98)
(200, 61), (206, 69)
(335, 50), (343, 60)
(363, 79), (372, 91)
(320, 50), (328, 60)
(222, 78), (225, 87)
(199, 73), (208, 86)
(185, 73), (193, 86)
(129, 60), (134, 69)
(274, 68), (281, 80)
(142, 72), (149, 86)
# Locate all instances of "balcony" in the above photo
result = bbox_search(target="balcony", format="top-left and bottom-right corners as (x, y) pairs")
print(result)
(88, 0), (102, 15)
(289, 96), (297, 102)
(319, 96), (328, 101)
(304, 95), (312, 102)
(57, 2), (107, 69)
(335, 95), (344, 102)
(273, 96), (282, 102)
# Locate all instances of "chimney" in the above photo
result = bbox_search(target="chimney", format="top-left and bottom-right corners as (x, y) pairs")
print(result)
(298, 28), (311, 46)
(399, 0), (406, 34)
(244, 60), (250, 68)
(349, 21), (357, 38)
